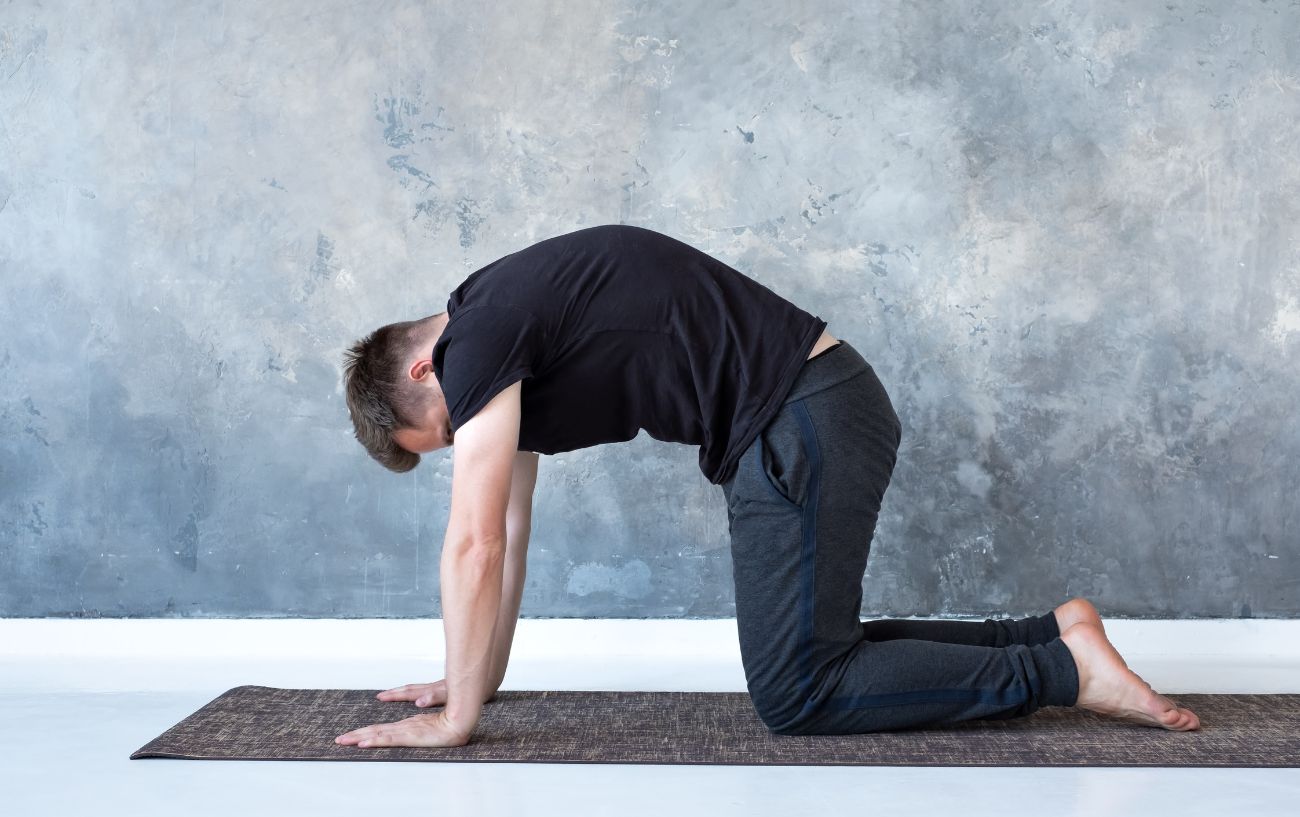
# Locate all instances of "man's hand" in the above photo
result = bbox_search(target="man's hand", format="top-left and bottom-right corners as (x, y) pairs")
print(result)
(335, 708), (472, 749)
(376, 679), (498, 708)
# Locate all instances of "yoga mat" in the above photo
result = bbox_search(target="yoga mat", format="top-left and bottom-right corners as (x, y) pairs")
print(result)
(130, 685), (1300, 767)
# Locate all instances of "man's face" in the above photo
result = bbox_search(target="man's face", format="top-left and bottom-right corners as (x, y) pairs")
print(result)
(393, 344), (454, 454)
(392, 411), (454, 454)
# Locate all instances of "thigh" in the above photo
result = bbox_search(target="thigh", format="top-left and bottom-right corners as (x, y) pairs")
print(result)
(722, 367), (902, 727)
(793, 367), (902, 654)
(722, 420), (809, 725)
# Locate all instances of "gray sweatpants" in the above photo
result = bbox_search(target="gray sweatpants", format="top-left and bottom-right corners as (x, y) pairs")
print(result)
(721, 339), (1080, 735)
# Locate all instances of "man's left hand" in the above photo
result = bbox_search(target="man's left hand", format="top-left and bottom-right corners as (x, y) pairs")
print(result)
(335, 708), (473, 749)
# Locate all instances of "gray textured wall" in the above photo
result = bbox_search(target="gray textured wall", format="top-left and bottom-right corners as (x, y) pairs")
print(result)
(2, 0), (1297, 619)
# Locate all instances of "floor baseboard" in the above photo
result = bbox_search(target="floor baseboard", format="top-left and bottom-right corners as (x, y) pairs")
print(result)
(2, 617), (1297, 693)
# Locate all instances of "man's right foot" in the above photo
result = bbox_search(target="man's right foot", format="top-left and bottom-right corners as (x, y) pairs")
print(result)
(1059, 621), (1201, 731)
(1054, 596), (1107, 636)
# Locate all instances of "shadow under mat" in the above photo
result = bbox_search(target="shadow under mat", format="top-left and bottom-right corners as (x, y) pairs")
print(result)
(130, 685), (1300, 767)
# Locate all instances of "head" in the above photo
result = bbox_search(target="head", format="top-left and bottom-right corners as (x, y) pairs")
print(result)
(342, 311), (454, 472)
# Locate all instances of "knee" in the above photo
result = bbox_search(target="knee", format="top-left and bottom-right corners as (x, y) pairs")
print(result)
(767, 719), (813, 736)
(749, 686), (815, 735)
(759, 703), (830, 737)
(748, 689), (784, 731)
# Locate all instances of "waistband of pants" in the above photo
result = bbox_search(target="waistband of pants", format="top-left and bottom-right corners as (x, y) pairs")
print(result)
(780, 339), (873, 406)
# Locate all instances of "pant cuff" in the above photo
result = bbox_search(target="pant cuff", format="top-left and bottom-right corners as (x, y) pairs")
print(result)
(1037, 608), (1062, 641)
(1035, 637), (1080, 708)
(995, 609), (1062, 646)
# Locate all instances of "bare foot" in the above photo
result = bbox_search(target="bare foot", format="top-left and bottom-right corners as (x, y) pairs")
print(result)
(1054, 596), (1107, 636)
(1059, 621), (1201, 731)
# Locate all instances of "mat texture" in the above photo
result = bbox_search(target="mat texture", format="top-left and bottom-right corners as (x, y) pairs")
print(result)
(129, 685), (1300, 766)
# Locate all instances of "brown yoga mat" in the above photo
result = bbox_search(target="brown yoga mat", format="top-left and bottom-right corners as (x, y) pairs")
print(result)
(130, 685), (1300, 767)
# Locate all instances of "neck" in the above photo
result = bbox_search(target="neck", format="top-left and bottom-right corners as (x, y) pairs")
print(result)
(415, 313), (449, 354)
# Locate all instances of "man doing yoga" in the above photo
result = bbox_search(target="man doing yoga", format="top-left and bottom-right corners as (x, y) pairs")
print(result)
(336, 224), (1200, 748)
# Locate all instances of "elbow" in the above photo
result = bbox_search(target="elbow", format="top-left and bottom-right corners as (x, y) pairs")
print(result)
(450, 533), (508, 562)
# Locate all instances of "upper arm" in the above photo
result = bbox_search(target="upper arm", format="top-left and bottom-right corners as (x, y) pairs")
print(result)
(447, 379), (526, 547)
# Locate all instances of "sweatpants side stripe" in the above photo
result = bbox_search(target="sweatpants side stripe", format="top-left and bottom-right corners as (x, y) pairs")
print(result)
(788, 399), (821, 727)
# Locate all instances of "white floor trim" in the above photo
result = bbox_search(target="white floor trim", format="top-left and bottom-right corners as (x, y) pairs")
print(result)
(2, 616), (1298, 693)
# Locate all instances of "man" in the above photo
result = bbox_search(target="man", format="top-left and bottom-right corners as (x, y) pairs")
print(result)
(335, 224), (1200, 749)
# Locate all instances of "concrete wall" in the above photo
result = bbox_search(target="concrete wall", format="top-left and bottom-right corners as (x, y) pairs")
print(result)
(2, 0), (1297, 619)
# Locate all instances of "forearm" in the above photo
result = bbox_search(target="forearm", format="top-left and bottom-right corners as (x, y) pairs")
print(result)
(441, 537), (506, 728)
(486, 530), (529, 695)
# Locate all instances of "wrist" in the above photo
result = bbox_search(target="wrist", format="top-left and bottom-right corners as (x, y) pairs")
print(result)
(444, 702), (482, 735)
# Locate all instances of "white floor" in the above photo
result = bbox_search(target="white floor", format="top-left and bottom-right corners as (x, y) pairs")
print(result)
(2, 618), (1298, 817)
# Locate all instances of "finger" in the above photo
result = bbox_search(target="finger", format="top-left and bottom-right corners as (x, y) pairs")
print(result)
(336, 724), (386, 744)
(357, 725), (415, 748)
(358, 734), (395, 748)
(376, 684), (424, 701)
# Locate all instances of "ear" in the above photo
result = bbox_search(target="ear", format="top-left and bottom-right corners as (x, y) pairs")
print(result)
(408, 358), (434, 382)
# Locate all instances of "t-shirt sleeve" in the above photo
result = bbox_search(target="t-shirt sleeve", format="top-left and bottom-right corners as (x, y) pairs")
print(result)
(432, 305), (544, 431)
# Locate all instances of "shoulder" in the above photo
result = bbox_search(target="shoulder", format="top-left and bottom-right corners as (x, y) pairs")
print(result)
(437, 305), (544, 352)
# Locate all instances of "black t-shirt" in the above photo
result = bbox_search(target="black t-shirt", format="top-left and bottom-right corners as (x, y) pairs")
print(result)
(431, 224), (827, 485)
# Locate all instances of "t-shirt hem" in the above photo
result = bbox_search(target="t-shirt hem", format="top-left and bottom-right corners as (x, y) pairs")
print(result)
(707, 315), (828, 485)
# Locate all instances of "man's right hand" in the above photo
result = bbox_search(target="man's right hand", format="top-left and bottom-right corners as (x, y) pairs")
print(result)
(376, 680), (498, 708)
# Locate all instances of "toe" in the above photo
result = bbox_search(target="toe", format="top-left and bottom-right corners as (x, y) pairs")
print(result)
(1167, 708), (1197, 731)
(1156, 704), (1188, 728)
